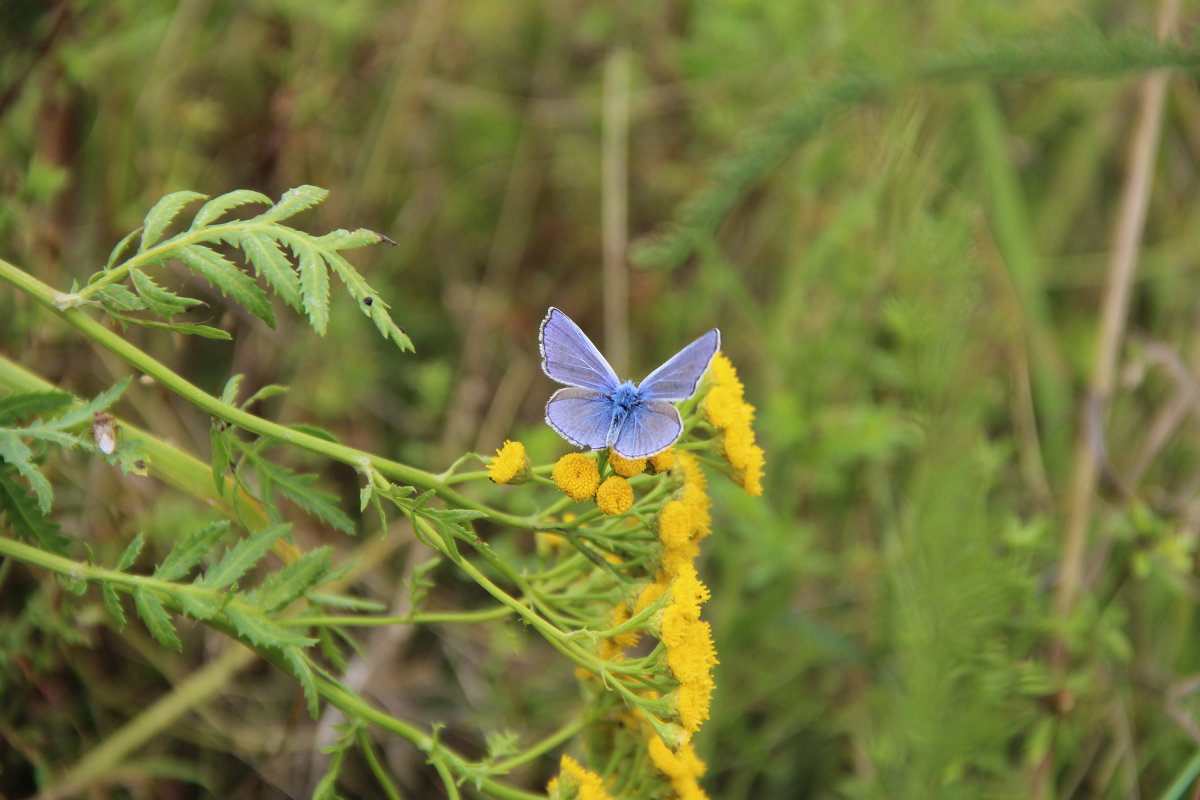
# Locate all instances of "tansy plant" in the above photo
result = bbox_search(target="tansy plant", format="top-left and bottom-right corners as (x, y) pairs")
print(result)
(0, 186), (762, 799)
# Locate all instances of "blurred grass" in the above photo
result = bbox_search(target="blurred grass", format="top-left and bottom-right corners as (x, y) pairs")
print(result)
(4, 1), (1200, 797)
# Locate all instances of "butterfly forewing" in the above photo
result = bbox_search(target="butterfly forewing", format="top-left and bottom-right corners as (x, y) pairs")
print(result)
(540, 308), (621, 393)
(636, 329), (721, 402)
(612, 401), (682, 459)
(545, 387), (617, 450)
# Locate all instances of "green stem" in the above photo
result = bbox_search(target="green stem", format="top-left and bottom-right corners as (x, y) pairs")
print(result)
(356, 726), (405, 800)
(0, 257), (539, 532)
(287, 606), (513, 627)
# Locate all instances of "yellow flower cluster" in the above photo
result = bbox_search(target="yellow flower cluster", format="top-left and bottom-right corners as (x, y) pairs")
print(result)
(553, 453), (601, 501)
(548, 754), (614, 800)
(608, 449), (646, 477)
(596, 475), (634, 515)
(703, 353), (764, 496)
(487, 439), (530, 484)
(649, 447), (676, 473)
(647, 736), (708, 800)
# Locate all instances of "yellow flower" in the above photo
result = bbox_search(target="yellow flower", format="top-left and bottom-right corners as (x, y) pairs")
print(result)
(607, 449), (646, 477)
(553, 453), (601, 501)
(702, 353), (765, 497)
(556, 755), (613, 800)
(487, 439), (530, 484)
(608, 602), (641, 651)
(649, 447), (676, 473)
(677, 452), (712, 540)
(702, 384), (746, 430)
(675, 678), (716, 734)
(657, 501), (692, 551)
(647, 737), (709, 800)
(595, 475), (634, 515)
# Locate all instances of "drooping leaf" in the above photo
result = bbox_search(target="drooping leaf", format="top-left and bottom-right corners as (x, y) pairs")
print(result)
(134, 588), (182, 650)
(175, 244), (275, 327)
(240, 384), (288, 409)
(280, 646), (320, 718)
(251, 458), (355, 534)
(101, 583), (126, 630)
(113, 316), (232, 340)
(295, 242), (330, 335)
(97, 283), (146, 312)
(223, 604), (315, 649)
(248, 546), (332, 612)
(129, 267), (204, 317)
(154, 521), (231, 581)
(0, 431), (52, 513)
(323, 253), (413, 351)
(115, 533), (145, 570)
(202, 524), (290, 590)
(0, 391), (73, 425)
(254, 185), (328, 224)
(140, 190), (207, 252)
(190, 189), (273, 230)
(0, 472), (67, 552)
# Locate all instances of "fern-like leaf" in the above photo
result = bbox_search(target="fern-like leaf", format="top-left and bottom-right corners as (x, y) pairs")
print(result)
(0, 431), (53, 513)
(254, 185), (328, 224)
(154, 521), (231, 581)
(0, 391), (73, 425)
(140, 190), (207, 252)
(202, 524), (289, 590)
(280, 646), (321, 717)
(128, 268), (204, 316)
(174, 245), (275, 326)
(134, 588), (183, 650)
(0, 471), (68, 551)
(224, 605), (315, 649)
(190, 189), (272, 230)
(248, 546), (332, 612)
(101, 583), (127, 630)
(115, 533), (145, 570)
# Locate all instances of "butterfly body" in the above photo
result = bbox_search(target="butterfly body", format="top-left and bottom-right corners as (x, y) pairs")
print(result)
(539, 307), (720, 459)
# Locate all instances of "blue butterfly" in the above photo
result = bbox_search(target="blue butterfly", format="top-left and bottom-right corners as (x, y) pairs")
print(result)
(539, 307), (721, 459)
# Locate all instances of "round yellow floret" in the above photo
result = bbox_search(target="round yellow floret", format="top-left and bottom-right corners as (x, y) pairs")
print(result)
(649, 447), (676, 473)
(595, 475), (634, 515)
(657, 500), (693, 551)
(487, 439), (530, 484)
(608, 449), (646, 477)
(557, 755), (613, 800)
(552, 453), (601, 501)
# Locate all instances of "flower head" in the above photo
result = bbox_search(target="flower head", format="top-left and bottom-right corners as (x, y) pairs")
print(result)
(649, 447), (676, 473)
(647, 737), (709, 800)
(607, 449), (646, 478)
(487, 439), (530, 484)
(701, 353), (764, 497)
(595, 475), (634, 515)
(553, 453), (601, 501)
(553, 754), (613, 800)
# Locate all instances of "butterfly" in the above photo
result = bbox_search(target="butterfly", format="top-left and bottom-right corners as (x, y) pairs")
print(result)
(539, 307), (721, 460)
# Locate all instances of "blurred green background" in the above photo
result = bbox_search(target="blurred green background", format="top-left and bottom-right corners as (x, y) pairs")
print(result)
(4, 0), (1200, 797)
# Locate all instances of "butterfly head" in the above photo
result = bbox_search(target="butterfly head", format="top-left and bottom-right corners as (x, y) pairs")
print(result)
(611, 380), (640, 413)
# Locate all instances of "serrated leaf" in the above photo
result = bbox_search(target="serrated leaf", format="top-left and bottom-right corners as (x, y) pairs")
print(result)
(154, 521), (230, 581)
(220, 374), (244, 405)
(252, 459), (354, 534)
(101, 583), (126, 630)
(175, 244), (275, 327)
(106, 227), (143, 270)
(0, 473), (68, 552)
(134, 588), (182, 650)
(287, 423), (339, 443)
(254, 185), (328, 224)
(308, 593), (387, 612)
(44, 377), (132, 432)
(203, 523), (289, 590)
(178, 593), (221, 620)
(280, 647), (320, 718)
(316, 227), (386, 251)
(114, 315), (232, 340)
(295, 242), (330, 336)
(0, 391), (73, 425)
(210, 425), (231, 497)
(423, 509), (488, 522)
(241, 384), (287, 409)
(140, 191), (207, 252)
(115, 533), (145, 570)
(0, 431), (53, 514)
(323, 253), (413, 351)
(237, 232), (302, 310)
(97, 283), (146, 312)
(129, 268), (204, 317)
(223, 604), (315, 648)
(191, 189), (273, 230)
(248, 546), (332, 612)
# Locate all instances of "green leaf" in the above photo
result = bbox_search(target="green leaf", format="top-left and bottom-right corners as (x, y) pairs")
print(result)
(140, 190), (207, 252)
(113, 316), (232, 340)
(252, 458), (355, 534)
(316, 227), (386, 250)
(423, 509), (488, 522)
(280, 647), (320, 717)
(44, 376), (132, 432)
(220, 374), (244, 405)
(129, 268), (204, 317)
(0, 431), (52, 513)
(105, 227), (142, 270)
(241, 384), (288, 409)
(287, 423), (339, 443)
(97, 283), (146, 311)
(203, 524), (289, 590)
(210, 424), (231, 496)
(223, 604), (315, 648)
(134, 588), (182, 650)
(248, 546), (332, 612)
(254, 185), (328, 224)
(0, 472), (68, 552)
(191, 189), (273, 230)
(236, 232), (302, 310)
(295, 242), (330, 335)
(308, 592), (387, 612)
(115, 533), (145, 570)
(178, 594), (221, 620)
(323, 253), (413, 351)
(154, 520), (231, 581)
(175, 244), (275, 327)
(101, 583), (126, 630)
(0, 391), (73, 425)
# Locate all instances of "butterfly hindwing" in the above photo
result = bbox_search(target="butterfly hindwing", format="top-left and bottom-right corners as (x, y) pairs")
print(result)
(540, 307), (621, 393)
(612, 401), (682, 460)
(636, 329), (721, 402)
(545, 387), (616, 450)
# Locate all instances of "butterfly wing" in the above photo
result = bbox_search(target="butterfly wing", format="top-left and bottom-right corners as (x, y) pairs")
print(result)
(539, 307), (621, 393)
(612, 401), (683, 459)
(636, 329), (721, 402)
(545, 387), (617, 450)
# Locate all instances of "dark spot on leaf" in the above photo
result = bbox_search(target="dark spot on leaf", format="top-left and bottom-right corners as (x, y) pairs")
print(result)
(363, 297), (374, 306)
